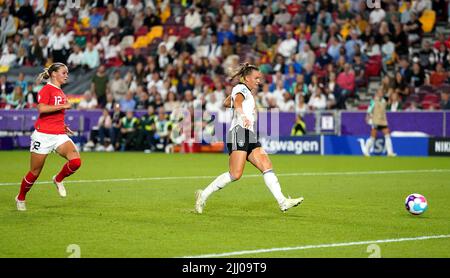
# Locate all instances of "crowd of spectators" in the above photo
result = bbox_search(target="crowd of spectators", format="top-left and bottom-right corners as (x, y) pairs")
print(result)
(1, 0), (450, 118)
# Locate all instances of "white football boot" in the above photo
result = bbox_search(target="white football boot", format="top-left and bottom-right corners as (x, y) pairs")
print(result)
(53, 175), (67, 197)
(15, 195), (26, 211)
(280, 197), (304, 212)
(195, 190), (205, 214)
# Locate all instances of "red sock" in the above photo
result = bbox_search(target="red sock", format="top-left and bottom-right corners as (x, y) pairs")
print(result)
(18, 172), (38, 201)
(55, 158), (81, 183)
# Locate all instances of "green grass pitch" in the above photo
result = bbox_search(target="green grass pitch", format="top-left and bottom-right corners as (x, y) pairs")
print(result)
(0, 151), (449, 258)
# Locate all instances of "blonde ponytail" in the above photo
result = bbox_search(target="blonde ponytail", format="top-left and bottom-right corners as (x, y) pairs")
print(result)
(36, 63), (67, 83)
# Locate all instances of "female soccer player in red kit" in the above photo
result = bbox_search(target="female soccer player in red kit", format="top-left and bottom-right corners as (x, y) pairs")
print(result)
(16, 63), (82, 211)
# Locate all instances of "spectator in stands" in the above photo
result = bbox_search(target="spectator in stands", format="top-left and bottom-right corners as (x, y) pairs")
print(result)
(82, 42), (100, 70)
(410, 62), (426, 87)
(417, 40), (437, 71)
(0, 45), (17, 67)
(28, 36), (44, 66)
(404, 12), (423, 45)
(96, 108), (114, 152)
(48, 27), (70, 63)
(295, 94), (308, 115)
(388, 92), (402, 111)
(102, 3), (119, 29)
(137, 105), (157, 152)
(353, 54), (366, 87)
(430, 63), (448, 86)
(0, 9), (17, 46)
(369, 6), (386, 25)
(109, 70), (128, 101)
(278, 31), (297, 59)
(5, 86), (24, 109)
(78, 90), (98, 110)
(67, 45), (84, 72)
(394, 71), (410, 100)
(278, 91), (295, 112)
(436, 43), (450, 69)
(308, 85), (327, 111)
(104, 92), (116, 111)
(143, 6), (161, 29)
(336, 63), (356, 108)
(440, 91), (450, 110)
(119, 90), (137, 112)
(381, 35), (396, 73)
(184, 6), (202, 31)
(118, 110), (139, 151)
(136, 89), (150, 110)
(154, 107), (171, 152)
(91, 65), (109, 107)
(164, 91), (181, 113)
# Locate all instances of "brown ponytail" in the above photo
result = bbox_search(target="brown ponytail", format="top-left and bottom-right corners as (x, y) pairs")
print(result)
(228, 62), (259, 82)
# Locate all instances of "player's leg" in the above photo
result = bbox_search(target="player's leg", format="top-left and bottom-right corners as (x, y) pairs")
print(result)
(17, 153), (47, 204)
(247, 147), (303, 211)
(53, 140), (82, 197)
(364, 128), (377, 156)
(195, 151), (246, 213)
(382, 127), (396, 156)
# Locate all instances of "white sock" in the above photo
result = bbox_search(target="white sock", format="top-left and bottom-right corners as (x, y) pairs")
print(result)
(385, 135), (394, 155)
(201, 172), (234, 202)
(263, 170), (286, 205)
(366, 137), (375, 154)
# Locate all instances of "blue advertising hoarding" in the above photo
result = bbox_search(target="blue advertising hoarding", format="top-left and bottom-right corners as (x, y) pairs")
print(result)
(323, 136), (429, 156)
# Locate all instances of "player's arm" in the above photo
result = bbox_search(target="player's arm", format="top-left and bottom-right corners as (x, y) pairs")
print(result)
(233, 93), (251, 128)
(223, 95), (232, 108)
(37, 102), (72, 114)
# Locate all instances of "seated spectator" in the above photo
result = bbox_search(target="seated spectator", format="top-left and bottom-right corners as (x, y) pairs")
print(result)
(82, 42), (100, 70)
(388, 92), (402, 111)
(137, 106), (157, 152)
(278, 91), (295, 112)
(410, 62), (426, 88)
(78, 90), (98, 110)
(118, 110), (139, 151)
(5, 86), (24, 109)
(154, 107), (171, 152)
(440, 92), (450, 110)
(308, 85), (327, 111)
(394, 71), (410, 100)
(429, 63), (448, 86)
(67, 44), (84, 72)
(96, 108), (114, 151)
(353, 55), (366, 87)
(119, 91), (137, 112)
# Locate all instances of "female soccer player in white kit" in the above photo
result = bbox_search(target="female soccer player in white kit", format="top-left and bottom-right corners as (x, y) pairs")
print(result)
(195, 63), (303, 213)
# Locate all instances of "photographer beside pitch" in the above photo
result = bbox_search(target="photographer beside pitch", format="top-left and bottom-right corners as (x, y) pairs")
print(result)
(195, 63), (303, 213)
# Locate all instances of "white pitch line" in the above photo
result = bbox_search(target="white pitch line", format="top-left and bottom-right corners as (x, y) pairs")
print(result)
(181, 234), (450, 258)
(0, 169), (449, 186)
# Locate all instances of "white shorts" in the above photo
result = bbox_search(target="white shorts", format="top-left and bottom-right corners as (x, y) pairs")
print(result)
(30, 131), (74, 155)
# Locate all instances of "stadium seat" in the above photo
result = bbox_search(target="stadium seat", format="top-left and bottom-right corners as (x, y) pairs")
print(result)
(419, 10), (436, 33)
(423, 93), (440, 103)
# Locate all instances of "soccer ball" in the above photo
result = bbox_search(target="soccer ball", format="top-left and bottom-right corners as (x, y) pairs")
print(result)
(405, 193), (428, 215)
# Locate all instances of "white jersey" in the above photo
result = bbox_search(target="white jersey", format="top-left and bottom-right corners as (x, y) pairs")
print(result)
(229, 83), (257, 132)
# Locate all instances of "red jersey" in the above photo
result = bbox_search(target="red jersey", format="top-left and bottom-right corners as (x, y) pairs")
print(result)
(34, 83), (67, 134)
